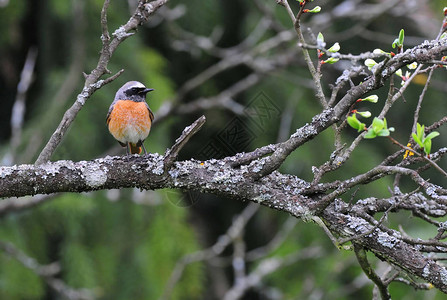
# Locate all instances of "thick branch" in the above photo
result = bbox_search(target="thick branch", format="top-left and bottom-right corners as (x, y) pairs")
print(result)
(324, 201), (447, 293)
(2, 156), (447, 292)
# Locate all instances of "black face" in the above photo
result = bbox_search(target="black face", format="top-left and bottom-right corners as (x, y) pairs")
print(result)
(125, 87), (147, 97)
(122, 86), (154, 102)
(115, 81), (154, 102)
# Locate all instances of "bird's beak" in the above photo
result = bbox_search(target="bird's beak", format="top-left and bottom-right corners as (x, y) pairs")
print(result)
(143, 88), (154, 94)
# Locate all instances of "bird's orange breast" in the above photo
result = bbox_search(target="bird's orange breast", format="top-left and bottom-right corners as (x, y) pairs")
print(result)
(107, 100), (152, 144)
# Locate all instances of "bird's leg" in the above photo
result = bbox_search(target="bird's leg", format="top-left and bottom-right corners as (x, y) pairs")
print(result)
(126, 143), (130, 156)
(141, 143), (147, 155)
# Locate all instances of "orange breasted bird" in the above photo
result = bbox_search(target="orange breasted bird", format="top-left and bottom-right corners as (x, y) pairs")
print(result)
(106, 81), (154, 155)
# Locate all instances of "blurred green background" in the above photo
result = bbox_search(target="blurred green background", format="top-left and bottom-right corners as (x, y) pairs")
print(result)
(0, 0), (447, 299)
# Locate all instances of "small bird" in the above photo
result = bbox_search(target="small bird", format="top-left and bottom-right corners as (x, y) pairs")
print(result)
(106, 81), (154, 155)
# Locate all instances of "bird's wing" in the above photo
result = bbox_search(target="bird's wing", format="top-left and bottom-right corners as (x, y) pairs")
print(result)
(146, 102), (154, 122)
(106, 101), (116, 125)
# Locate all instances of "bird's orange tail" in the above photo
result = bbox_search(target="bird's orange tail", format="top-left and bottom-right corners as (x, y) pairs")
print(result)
(129, 143), (142, 154)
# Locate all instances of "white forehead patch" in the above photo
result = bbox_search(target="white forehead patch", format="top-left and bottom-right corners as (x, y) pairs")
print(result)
(129, 82), (146, 89)
(115, 81), (149, 100)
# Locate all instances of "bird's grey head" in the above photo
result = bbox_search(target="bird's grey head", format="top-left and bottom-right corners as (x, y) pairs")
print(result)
(114, 81), (154, 102)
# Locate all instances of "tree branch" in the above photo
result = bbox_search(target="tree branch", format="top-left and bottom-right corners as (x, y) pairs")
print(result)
(0, 241), (94, 300)
(353, 243), (391, 300)
(163, 115), (206, 170)
(3, 47), (38, 165)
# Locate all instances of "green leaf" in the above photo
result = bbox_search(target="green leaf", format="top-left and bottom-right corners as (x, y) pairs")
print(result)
(346, 115), (358, 129)
(412, 132), (423, 148)
(425, 131), (440, 141)
(323, 57), (339, 64)
(377, 129), (390, 137)
(407, 62), (417, 70)
(361, 95), (378, 103)
(371, 117), (384, 134)
(365, 59), (377, 70)
(317, 32), (324, 45)
(416, 123), (424, 139)
(398, 29), (405, 46)
(327, 42), (340, 53)
(392, 29), (405, 49)
(424, 139), (432, 156)
(364, 129), (377, 139)
(347, 114), (365, 132)
(307, 6), (321, 13)
(373, 49), (386, 55)
(357, 111), (371, 118)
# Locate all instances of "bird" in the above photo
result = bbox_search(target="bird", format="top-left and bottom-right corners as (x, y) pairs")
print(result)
(106, 81), (154, 155)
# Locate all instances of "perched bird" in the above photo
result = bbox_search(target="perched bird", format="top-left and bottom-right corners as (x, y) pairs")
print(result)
(106, 81), (154, 155)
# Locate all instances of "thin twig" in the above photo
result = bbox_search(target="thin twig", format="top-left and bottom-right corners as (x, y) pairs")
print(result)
(3, 48), (38, 165)
(0, 194), (56, 217)
(159, 203), (259, 300)
(411, 67), (434, 133)
(283, 0), (327, 109)
(0, 241), (94, 300)
(387, 136), (447, 177)
(163, 115), (206, 169)
(223, 246), (324, 300)
(353, 243), (391, 300)
(100, 0), (111, 46)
